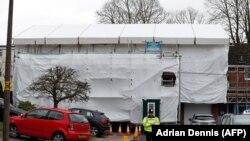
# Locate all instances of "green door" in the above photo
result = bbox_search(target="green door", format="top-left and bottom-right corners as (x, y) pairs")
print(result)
(143, 99), (160, 118)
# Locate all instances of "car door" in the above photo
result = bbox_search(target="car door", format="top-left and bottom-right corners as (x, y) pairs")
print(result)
(221, 115), (230, 125)
(22, 109), (49, 137)
(39, 110), (64, 139)
(83, 110), (94, 124)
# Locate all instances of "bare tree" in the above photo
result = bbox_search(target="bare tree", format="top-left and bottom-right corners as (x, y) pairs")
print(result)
(29, 66), (90, 108)
(239, 0), (250, 43)
(96, 0), (169, 24)
(206, 0), (249, 44)
(166, 7), (207, 24)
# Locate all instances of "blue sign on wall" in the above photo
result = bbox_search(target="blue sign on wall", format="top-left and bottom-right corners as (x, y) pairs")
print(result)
(146, 42), (161, 53)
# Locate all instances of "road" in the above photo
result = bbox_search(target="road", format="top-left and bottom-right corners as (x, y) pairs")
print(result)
(0, 134), (146, 141)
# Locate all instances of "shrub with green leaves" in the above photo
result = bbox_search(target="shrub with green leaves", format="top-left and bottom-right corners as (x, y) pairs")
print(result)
(18, 101), (36, 111)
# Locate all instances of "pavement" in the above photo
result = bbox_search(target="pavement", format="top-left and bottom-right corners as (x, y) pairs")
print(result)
(0, 133), (146, 141)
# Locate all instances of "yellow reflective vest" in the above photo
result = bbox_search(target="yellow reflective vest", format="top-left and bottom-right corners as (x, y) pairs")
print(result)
(143, 116), (160, 132)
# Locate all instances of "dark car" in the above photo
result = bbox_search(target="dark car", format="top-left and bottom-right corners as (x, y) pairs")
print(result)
(0, 98), (26, 121)
(9, 108), (91, 141)
(189, 114), (216, 125)
(69, 108), (110, 137)
(217, 113), (250, 125)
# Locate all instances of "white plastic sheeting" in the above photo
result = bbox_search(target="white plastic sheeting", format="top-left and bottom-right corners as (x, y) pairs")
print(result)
(46, 24), (90, 44)
(14, 25), (59, 45)
(14, 54), (179, 123)
(119, 24), (155, 44)
(13, 24), (229, 45)
(154, 24), (194, 44)
(192, 24), (229, 45)
(13, 24), (229, 123)
(79, 24), (125, 44)
(180, 45), (228, 103)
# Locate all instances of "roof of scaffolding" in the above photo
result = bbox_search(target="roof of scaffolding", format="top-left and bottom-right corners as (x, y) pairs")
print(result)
(13, 24), (229, 45)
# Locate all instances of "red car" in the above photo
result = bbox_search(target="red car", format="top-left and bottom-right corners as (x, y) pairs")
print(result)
(9, 108), (90, 141)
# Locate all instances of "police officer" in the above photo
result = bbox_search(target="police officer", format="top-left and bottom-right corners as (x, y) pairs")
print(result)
(143, 109), (160, 141)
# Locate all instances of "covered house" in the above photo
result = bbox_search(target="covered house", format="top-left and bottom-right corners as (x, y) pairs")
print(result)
(13, 24), (229, 124)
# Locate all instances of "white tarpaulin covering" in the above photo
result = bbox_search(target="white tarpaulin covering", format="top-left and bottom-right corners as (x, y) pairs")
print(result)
(14, 54), (179, 123)
(13, 24), (229, 123)
(179, 45), (228, 103)
(79, 24), (125, 44)
(13, 24), (229, 45)
(192, 24), (229, 45)
(46, 24), (90, 44)
(154, 24), (194, 44)
(119, 24), (155, 44)
(14, 25), (59, 45)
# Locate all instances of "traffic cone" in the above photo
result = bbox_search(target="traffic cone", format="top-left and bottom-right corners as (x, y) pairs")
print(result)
(123, 136), (128, 141)
(138, 125), (141, 135)
(132, 125), (139, 141)
(134, 125), (138, 136)
(118, 124), (122, 135)
(126, 124), (130, 135)
(109, 124), (113, 135)
(132, 134), (138, 141)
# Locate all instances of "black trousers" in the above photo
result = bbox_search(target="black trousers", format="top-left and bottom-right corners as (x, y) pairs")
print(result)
(145, 131), (152, 141)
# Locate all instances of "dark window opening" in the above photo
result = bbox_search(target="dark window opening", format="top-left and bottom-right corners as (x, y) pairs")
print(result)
(161, 72), (176, 87)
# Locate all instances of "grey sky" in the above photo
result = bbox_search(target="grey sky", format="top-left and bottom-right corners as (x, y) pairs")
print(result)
(0, 0), (205, 45)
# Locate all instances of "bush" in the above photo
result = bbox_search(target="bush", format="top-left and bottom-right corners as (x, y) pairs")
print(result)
(18, 101), (35, 111)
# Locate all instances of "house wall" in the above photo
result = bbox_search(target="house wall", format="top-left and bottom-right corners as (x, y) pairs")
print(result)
(14, 43), (227, 123)
(228, 67), (250, 89)
(227, 44), (250, 114)
(227, 66), (250, 113)
(229, 45), (250, 65)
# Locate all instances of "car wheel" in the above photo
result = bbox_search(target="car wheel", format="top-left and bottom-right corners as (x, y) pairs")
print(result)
(90, 125), (100, 137)
(52, 132), (65, 141)
(9, 124), (19, 138)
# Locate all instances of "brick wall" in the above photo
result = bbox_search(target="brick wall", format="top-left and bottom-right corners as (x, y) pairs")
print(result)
(228, 67), (250, 89)
(229, 44), (250, 65)
(228, 45), (250, 93)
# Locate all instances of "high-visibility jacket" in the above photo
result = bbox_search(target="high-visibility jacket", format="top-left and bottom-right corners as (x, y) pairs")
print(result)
(143, 116), (160, 132)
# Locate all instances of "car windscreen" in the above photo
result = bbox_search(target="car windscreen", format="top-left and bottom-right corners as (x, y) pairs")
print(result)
(194, 115), (214, 120)
(233, 115), (250, 125)
(69, 114), (88, 123)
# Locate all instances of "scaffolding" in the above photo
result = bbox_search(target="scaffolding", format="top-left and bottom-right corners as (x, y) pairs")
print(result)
(227, 65), (250, 113)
